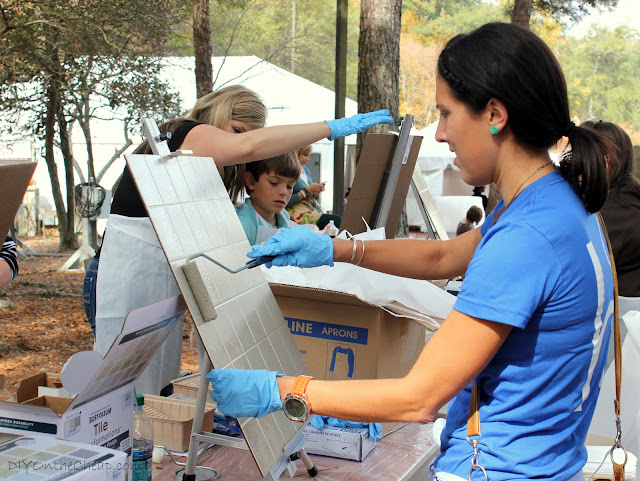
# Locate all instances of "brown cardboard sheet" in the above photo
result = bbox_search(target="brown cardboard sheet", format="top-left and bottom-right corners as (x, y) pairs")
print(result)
(341, 133), (422, 238)
(0, 160), (37, 240)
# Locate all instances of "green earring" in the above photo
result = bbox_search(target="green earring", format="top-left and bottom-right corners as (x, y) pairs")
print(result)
(490, 126), (499, 135)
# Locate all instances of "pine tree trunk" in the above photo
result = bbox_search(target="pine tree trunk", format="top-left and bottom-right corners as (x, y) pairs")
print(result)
(511, 0), (532, 29)
(193, 0), (213, 98)
(357, 0), (403, 235)
(57, 96), (79, 251)
(356, 0), (402, 161)
(44, 79), (68, 251)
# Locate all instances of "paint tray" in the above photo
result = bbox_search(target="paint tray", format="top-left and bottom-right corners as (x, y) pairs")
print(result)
(171, 372), (214, 402)
(143, 395), (216, 452)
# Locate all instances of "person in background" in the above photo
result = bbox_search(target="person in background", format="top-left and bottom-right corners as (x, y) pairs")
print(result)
(455, 205), (483, 236)
(472, 185), (488, 211)
(236, 152), (299, 245)
(207, 22), (614, 481)
(0, 236), (18, 289)
(286, 145), (341, 230)
(89, 83), (392, 396)
(581, 120), (640, 297)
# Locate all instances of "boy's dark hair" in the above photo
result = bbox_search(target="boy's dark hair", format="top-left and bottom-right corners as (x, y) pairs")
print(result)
(244, 152), (300, 195)
(466, 205), (483, 224)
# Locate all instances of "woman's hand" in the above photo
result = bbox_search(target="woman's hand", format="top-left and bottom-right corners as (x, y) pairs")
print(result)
(306, 183), (324, 198)
(206, 369), (284, 418)
(247, 225), (334, 268)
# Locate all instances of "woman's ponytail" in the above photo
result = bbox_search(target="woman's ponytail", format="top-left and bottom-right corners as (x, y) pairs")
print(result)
(558, 125), (610, 213)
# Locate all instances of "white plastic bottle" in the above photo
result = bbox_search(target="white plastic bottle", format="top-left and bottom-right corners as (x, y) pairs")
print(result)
(324, 220), (339, 237)
(132, 394), (154, 481)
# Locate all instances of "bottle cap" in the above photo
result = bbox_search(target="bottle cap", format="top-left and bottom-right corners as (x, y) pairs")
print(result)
(136, 393), (145, 406)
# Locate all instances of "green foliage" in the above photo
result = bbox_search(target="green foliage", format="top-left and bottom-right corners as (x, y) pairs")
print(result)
(403, 0), (508, 44)
(169, 0), (361, 99)
(560, 25), (640, 133)
(0, 0), (185, 138)
(532, 0), (619, 25)
(0, 0), (187, 247)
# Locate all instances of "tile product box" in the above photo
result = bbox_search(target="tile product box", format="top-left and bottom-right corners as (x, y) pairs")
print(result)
(301, 423), (376, 462)
(171, 373), (214, 403)
(0, 296), (187, 468)
(0, 429), (127, 480)
(270, 284), (426, 382)
(142, 395), (216, 452)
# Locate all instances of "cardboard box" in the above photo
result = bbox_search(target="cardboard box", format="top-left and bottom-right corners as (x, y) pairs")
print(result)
(270, 284), (426, 382)
(0, 296), (187, 469)
(16, 372), (73, 402)
(0, 429), (127, 480)
(301, 423), (376, 462)
(142, 395), (215, 452)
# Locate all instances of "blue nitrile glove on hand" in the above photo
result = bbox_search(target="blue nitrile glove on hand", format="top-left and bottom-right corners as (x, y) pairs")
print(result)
(247, 225), (334, 268)
(325, 109), (394, 141)
(310, 415), (382, 443)
(206, 369), (283, 418)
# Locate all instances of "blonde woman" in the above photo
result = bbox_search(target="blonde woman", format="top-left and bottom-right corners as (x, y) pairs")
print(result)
(87, 85), (392, 396)
(286, 144), (341, 230)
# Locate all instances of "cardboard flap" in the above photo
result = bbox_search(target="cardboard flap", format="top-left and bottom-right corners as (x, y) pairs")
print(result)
(66, 295), (187, 410)
(270, 283), (375, 309)
(60, 350), (103, 395)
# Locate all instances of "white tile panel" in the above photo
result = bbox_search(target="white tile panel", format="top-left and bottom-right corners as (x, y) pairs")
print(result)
(126, 152), (310, 477)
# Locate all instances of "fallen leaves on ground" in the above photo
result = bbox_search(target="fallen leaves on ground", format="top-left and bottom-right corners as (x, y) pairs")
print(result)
(0, 235), (198, 397)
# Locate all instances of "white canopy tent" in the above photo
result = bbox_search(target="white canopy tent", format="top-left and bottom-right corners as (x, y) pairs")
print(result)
(13, 56), (358, 224)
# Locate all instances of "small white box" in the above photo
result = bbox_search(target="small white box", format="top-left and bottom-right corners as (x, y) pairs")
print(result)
(0, 296), (188, 471)
(0, 429), (127, 480)
(302, 423), (376, 462)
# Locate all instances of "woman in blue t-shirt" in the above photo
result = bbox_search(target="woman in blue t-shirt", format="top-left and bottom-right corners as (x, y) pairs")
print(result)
(207, 23), (617, 481)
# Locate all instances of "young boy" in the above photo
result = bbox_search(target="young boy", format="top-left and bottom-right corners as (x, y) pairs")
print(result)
(236, 152), (300, 245)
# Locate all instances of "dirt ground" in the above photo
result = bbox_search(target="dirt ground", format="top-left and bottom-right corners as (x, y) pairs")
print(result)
(0, 235), (199, 396)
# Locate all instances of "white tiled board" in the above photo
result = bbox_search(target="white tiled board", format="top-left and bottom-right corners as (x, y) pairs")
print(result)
(125, 153), (310, 476)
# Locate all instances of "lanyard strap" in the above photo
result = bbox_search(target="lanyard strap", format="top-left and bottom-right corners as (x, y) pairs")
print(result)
(597, 212), (625, 481)
(466, 213), (625, 480)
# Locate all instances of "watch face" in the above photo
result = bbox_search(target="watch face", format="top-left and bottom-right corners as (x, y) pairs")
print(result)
(284, 397), (307, 420)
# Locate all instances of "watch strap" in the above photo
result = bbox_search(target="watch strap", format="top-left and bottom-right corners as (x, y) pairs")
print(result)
(290, 375), (313, 397)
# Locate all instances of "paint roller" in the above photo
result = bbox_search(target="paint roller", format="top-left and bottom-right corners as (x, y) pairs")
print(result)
(181, 253), (276, 323)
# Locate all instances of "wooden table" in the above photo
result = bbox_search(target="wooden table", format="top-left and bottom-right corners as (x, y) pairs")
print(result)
(152, 422), (438, 481)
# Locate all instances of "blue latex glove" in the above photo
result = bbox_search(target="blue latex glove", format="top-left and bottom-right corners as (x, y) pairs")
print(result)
(310, 415), (382, 443)
(206, 369), (283, 418)
(247, 225), (334, 268)
(325, 109), (394, 141)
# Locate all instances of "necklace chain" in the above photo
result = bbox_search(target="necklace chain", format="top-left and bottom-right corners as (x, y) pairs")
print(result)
(506, 160), (553, 207)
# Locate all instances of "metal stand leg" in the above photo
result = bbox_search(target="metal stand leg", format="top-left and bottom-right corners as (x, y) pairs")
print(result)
(289, 448), (318, 477)
(174, 333), (316, 480)
(179, 335), (219, 481)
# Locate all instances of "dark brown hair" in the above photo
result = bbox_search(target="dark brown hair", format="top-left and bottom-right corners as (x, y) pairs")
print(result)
(244, 152), (300, 195)
(438, 22), (610, 213)
(580, 121), (638, 189)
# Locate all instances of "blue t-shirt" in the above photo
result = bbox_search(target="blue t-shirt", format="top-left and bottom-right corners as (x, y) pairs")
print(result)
(433, 170), (614, 481)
